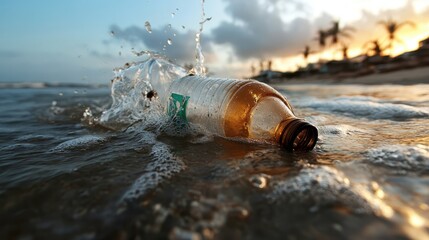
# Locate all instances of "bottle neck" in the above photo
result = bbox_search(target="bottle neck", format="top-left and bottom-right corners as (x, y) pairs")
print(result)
(275, 118), (318, 151)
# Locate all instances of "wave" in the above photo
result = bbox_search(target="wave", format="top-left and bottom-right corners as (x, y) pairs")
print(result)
(366, 145), (429, 171)
(267, 166), (394, 217)
(0, 82), (108, 89)
(50, 135), (107, 152)
(318, 124), (367, 136)
(298, 96), (429, 120)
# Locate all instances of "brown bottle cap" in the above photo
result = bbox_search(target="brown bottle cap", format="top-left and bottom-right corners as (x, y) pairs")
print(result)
(278, 118), (318, 151)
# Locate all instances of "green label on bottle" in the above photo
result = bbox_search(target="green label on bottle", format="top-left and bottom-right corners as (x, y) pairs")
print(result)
(168, 93), (190, 122)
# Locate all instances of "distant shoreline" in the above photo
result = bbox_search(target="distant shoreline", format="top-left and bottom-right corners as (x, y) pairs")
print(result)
(270, 65), (429, 85)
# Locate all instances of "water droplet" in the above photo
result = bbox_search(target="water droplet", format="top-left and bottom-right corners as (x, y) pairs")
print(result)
(118, 51), (122, 56)
(110, 30), (115, 36)
(145, 21), (152, 33)
(171, 12), (175, 18)
(167, 39), (172, 45)
(182, 25), (186, 29)
(74, 90), (78, 94)
(206, 17), (212, 21)
(167, 24), (172, 29)
(173, 33), (176, 37)
(176, 8), (179, 11)
(52, 101), (57, 106)
(58, 93), (63, 96)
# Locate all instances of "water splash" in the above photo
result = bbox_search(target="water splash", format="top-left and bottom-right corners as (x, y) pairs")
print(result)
(145, 21), (152, 33)
(194, 0), (211, 76)
(100, 54), (187, 130)
(167, 38), (172, 45)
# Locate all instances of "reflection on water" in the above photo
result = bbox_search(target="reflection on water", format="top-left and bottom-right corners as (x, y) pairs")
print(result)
(0, 81), (428, 239)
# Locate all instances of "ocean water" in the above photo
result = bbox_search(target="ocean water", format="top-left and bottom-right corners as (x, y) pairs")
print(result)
(1, 68), (429, 238)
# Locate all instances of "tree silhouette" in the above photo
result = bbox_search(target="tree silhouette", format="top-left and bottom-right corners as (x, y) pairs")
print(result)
(327, 21), (354, 45)
(314, 29), (328, 48)
(378, 18), (415, 51)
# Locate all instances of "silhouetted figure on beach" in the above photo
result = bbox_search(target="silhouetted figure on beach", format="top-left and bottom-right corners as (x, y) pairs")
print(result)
(363, 40), (387, 56)
(251, 64), (256, 76)
(339, 43), (350, 60)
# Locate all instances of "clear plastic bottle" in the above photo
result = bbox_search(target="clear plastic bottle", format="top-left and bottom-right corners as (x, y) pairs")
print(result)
(163, 75), (318, 151)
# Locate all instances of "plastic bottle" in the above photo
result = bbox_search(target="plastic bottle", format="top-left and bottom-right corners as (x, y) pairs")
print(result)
(161, 75), (318, 151)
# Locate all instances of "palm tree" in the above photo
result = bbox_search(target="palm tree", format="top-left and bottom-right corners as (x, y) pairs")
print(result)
(314, 30), (328, 48)
(327, 21), (354, 45)
(378, 18), (415, 50)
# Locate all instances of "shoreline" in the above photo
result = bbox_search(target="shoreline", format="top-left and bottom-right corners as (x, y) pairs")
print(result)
(271, 65), (429, 85)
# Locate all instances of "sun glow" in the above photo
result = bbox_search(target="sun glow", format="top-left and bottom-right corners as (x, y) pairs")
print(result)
(268, 20), (429, 74)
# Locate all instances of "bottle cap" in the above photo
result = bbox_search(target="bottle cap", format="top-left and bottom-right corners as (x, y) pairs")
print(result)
(278, 119), (318, 151)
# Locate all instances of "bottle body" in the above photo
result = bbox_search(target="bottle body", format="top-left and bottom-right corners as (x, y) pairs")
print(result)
(164, 76), (318, 151)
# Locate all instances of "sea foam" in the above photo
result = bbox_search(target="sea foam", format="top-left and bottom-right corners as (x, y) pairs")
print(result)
(51, 135), (106, 152)
(318, 124), (367, 136)
(121, 131), (186, 201)
(299, 97), (429, 119)
(367, 145), (429, 171)
(267, 166), (393, 217)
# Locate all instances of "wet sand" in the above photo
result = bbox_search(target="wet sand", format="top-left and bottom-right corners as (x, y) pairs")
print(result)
(280, 65), (429, 85)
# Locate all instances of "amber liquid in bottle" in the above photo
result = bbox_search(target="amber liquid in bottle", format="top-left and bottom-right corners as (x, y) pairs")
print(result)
(165, 76), (318, 151)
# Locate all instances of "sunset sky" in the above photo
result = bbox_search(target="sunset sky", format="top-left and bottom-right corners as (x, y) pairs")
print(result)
(1, 0), (429, 83)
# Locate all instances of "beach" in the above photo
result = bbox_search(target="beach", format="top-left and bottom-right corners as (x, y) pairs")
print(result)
(277, 65), (429, 85)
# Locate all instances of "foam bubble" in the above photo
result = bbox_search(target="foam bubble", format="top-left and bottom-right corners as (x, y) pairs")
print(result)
(268, 166), (393, 217)
(367, 145), (429, 171)
(319, 124), (367, 136)
(121, 141), (185, 201)
(299, 97), (428, 120)
(51, 135), (106, 152)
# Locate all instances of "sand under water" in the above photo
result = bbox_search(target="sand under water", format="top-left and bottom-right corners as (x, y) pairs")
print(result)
(1, 58), (429, 239)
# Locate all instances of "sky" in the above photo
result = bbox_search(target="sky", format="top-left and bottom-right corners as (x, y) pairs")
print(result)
(1, 0), (429, 83)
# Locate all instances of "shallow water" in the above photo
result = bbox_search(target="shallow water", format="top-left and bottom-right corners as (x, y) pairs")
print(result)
(1, 79), (429, 239)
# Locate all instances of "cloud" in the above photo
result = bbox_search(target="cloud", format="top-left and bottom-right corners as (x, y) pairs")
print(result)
(211, 0), (429, 61)
(211, 0), (322, 60)
(109, 24), (214, 64)
(350, 1), (429, 42)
